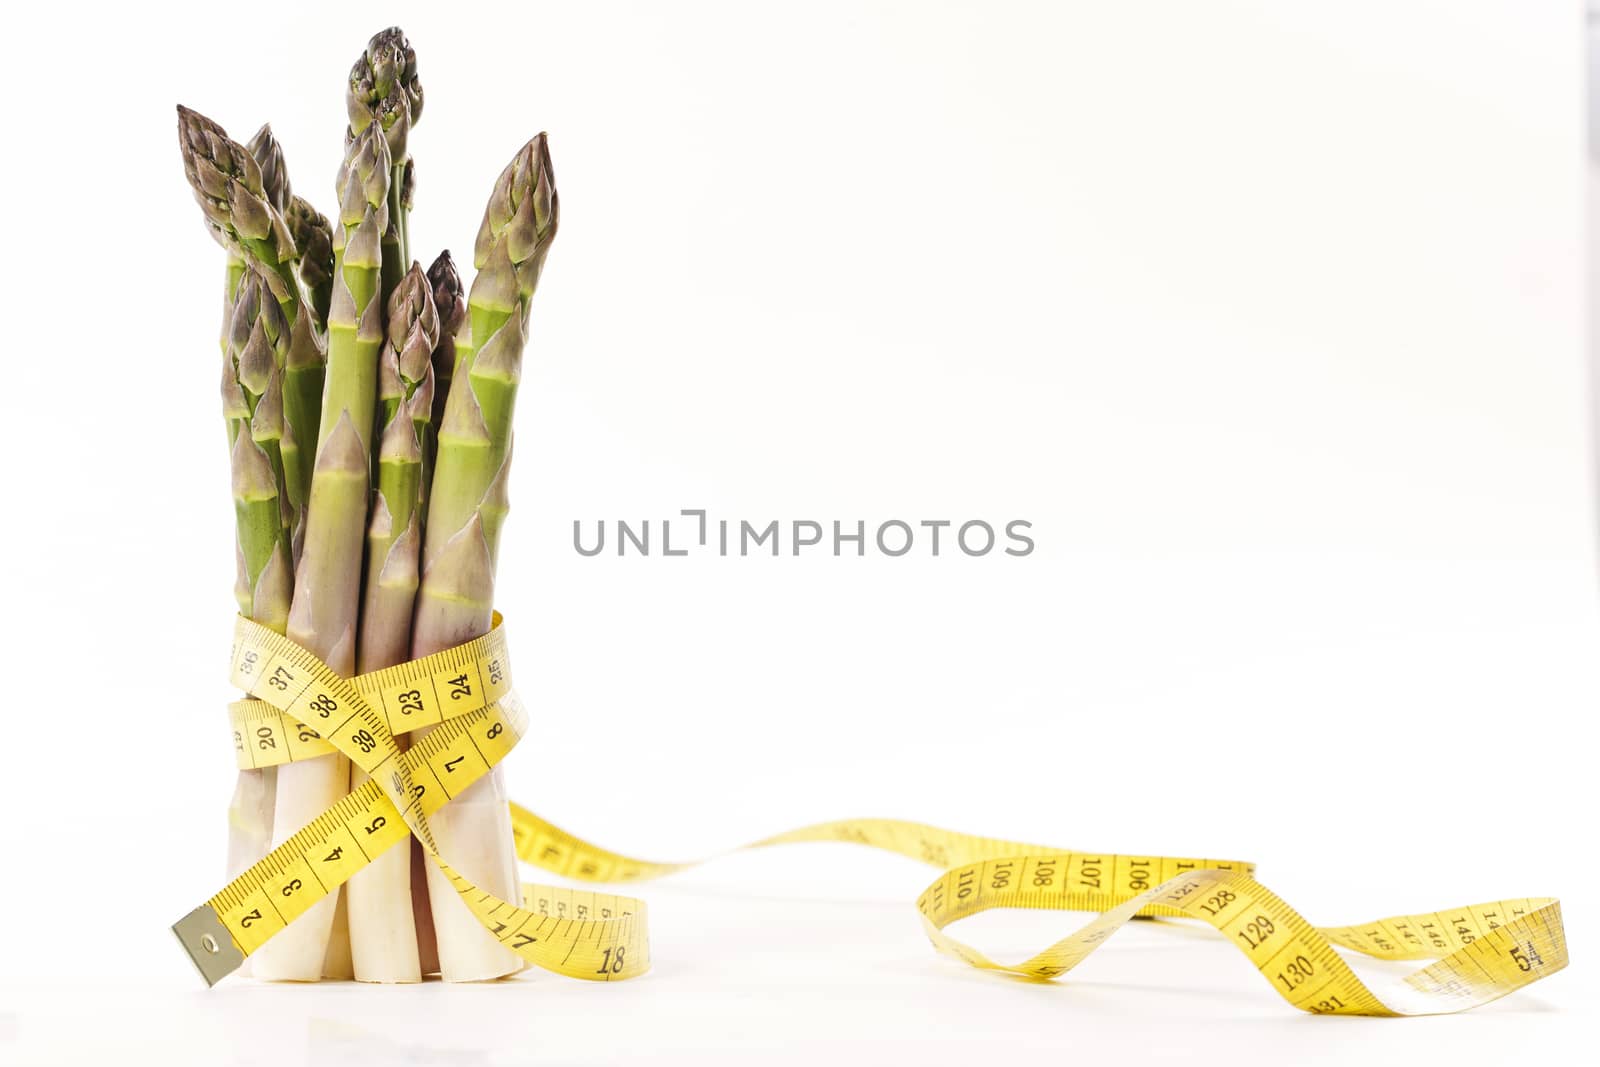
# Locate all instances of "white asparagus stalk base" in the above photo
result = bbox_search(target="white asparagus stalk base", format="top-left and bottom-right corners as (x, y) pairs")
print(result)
(413, 515), (523, 981)
(225, 767), (276, 880)
(422, 765), (524, 980)
(411, 838), (440, 975)
(251, 754), (350, 980)
(225, 766), (276, 979)
(323, 890), (354, 979)
(347, 759), (422, 982)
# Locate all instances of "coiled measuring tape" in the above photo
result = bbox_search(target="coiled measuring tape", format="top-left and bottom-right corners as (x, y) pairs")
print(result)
(172, 616), (1568, 1014)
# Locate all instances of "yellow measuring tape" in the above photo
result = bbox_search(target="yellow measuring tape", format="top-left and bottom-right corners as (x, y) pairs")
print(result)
(173, 616), (1568, 1014)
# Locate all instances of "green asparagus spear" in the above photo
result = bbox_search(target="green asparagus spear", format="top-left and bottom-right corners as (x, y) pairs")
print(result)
(359, 263), (438, 673)
(286, 197), (335, 329)
(418, 133), (558, 614)
(254, 120), (390, 983)
(282, 197), (333, 541)
(219, 124), (290, 369)
(348, 27), (423, 312)
(348, 263), (437, 985)
(223, 273), (295, 631)
(425, 250), (465, 433)
(411, 135), (556, 983)
(182, 108), (326, 546)
(196, 120), (298, 908)
(178, 107), (300, 311)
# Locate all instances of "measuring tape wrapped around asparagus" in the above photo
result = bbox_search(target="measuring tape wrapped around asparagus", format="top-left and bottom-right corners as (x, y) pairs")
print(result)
(178, 25), (557, 983)
(181, 619), (1568, 1014)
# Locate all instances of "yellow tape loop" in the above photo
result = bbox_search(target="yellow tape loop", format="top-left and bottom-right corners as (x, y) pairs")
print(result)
(501, 807), (1566, 1015)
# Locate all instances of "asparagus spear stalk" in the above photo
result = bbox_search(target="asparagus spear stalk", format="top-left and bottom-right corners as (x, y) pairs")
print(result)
(425, 250), (464, 435)
(226, 275), (298, 558)
(345, 265), (437, 983)
(220, 275), (295, 900)
(226, 139), (325, 955)
(179, 107), (301, 318)
(252, 415), (367, 983)
(291, 184), (348, 984)
(181, 108), (326, 553)
(424, 135), (558, 577)
(240, 127), (313, 543)
(219, 258), (271, 902)
(360, 264), (437, 673)
(418, 251), (465, 537)
(183, 117), (303, 910)
(204, 119), (289, 425)
(413, 135), (557, 981)
(204, 123), (296, 921)
(252, 121), (391, 983)
(398, 412), (442, 980)
(411, 251), (457, 979)
(348, 27), (423, 312)
(286, 197), (335, 329)
(341, 34), (422, 977)
(282, 197), (333, 551)
(220, 126), (291, 370)
(219, 125), (289, 374)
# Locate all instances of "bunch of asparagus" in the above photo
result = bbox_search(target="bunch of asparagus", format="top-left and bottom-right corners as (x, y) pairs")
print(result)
(180, 27), (558, 982)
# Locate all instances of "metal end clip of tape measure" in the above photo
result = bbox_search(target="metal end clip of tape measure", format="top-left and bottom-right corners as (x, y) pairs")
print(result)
(172, 615), (1568, 1014)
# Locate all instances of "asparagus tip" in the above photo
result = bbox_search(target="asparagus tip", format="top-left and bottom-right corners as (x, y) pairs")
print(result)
(387, 262), (440, 385)
(336, 121), (393, 230)
(176, 105), (287, 253)
(426, 251), (464, 325)
(285, 196), (335, 320)
(473, 133), (558, 274)
(246, 123), (292, 212)
(348, 26), (423, 154)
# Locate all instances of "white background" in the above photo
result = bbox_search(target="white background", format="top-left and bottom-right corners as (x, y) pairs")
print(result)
(1, 0), (1595, 1062)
